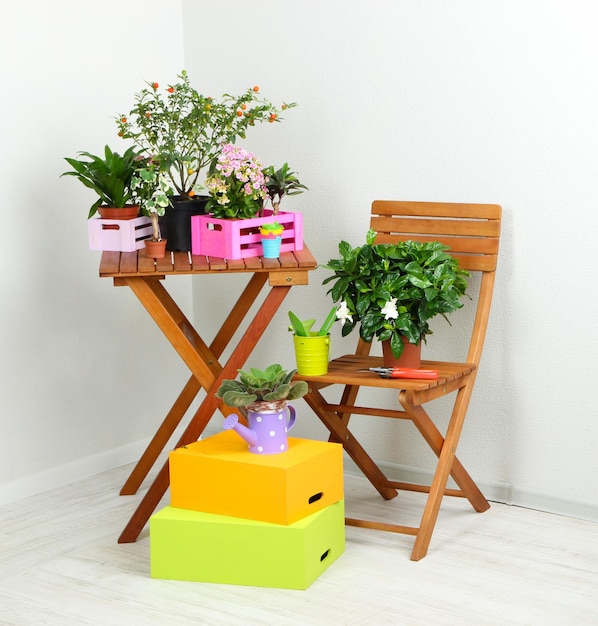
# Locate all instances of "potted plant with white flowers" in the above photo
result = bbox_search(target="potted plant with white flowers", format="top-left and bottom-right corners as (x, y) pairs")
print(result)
(323, 230), (470, 367)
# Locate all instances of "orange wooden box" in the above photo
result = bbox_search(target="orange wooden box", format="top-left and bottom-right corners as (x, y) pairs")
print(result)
(169, 431), (343, 525)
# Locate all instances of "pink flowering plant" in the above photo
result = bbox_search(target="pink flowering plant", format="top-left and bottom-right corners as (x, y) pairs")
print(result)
(323, 230), (470, 358)
(205, 144), (268, 219)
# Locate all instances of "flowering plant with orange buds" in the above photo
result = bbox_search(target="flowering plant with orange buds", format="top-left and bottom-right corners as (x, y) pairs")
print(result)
(116, 70), (295, 202)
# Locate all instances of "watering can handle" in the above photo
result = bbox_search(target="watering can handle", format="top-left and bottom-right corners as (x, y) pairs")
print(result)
(287, 404), (296, 432)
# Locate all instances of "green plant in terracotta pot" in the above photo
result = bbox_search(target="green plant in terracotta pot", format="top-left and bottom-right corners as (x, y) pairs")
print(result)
(62, 145), (142, 218)
(322, 230), (470, 363)
(263, 162), (308, 215)
(130, 162), (171, 257)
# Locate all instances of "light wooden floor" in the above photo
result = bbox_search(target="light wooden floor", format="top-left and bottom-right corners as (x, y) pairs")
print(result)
(1, 463), (597, 626)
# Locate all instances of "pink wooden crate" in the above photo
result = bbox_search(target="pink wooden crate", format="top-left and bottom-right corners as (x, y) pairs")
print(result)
(191, 210), (303, 259)
(88, 216), (153, 252)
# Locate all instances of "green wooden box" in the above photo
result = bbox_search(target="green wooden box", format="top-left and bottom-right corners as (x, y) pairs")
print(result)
(150, 500), (345, 589)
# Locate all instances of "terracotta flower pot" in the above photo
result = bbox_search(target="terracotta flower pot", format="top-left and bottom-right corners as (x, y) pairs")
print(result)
(381, 337), (421, 369)
(98, 205), (140, 220)
(145, 239), (168, 259)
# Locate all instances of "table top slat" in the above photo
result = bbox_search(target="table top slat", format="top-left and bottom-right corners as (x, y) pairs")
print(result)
(190, 254), (210, 271)
(119, 251), (139, 274)
(99, 251), (121, 275)
(173, 251), (191, 272)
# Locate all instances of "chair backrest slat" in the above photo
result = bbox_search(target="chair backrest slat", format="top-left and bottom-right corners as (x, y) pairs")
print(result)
(370, 201), (501, 272)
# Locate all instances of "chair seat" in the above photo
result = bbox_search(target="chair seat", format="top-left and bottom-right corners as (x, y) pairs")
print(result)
(297, 354), (476, 392)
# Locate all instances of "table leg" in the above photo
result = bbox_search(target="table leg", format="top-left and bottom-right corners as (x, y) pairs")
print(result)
(118, 283), (292, 543)
(120, 274), (270, 494)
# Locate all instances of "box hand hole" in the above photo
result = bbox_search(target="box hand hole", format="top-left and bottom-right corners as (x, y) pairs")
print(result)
(308, 492), (323, 505)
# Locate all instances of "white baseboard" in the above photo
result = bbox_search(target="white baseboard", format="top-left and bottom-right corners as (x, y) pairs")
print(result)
(0, 439), (150, 507)
(343, 458), (598, 524)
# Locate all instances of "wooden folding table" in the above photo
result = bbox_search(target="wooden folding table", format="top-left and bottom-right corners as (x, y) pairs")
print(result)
(97, 246), (318, 543)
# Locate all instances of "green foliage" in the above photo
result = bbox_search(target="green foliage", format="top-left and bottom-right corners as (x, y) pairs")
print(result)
(260, 222), (284, 232)
(288, 307), (337, 337)
(62, 145), (141, 218)
(263, 162), (308, 214)
(215, 364), (308, 408)
(116, 71), (296, 201)
(323, 230), (470, 358)
(130, 163), (171, 241)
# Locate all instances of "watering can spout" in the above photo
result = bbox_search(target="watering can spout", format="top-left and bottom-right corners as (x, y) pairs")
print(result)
(223, 414), (258, 448)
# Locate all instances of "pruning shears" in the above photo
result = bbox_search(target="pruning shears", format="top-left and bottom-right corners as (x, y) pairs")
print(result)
(358, 367), (439, 380)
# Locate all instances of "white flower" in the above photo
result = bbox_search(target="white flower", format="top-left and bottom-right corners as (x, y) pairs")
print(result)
(381, 298), (399, 320)
(336, 301), (353, 324)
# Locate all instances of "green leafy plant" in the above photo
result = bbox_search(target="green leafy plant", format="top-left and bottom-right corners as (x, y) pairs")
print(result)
(116, 70), (296, 202)
(62, 145), (141, 217)
(130, 162), (171, 241)
(216, 364), (308, 408)
(323, 230), (470, 358)
(263, 162), (308, 215)
(288, 307), (337, 337)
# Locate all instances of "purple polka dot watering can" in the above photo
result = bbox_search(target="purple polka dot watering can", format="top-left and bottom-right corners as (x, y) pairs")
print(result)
(223, 402), (297, 454)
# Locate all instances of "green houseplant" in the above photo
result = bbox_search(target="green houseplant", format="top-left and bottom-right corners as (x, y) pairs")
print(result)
(287, 309), (336, 376)
(263, 162), (308, 215)
(216, 364), (309, 455)
(129, 162), (171, 256)
(116, 70), (295, 251)
(216, 364), (308, 408)
(62, 145), (141, 218)
(288, 308), (337, 337)
(323, 230), (470, 360)
(116, 71), (294, 202)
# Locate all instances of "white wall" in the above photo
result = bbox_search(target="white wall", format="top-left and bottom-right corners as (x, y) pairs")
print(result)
(1, 0), (596, 522)
(0, 1), (189, 502)
(183, 0), (598, 520)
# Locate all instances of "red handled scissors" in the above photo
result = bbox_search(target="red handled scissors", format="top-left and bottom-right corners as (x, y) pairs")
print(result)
(358, 367), (439, 380)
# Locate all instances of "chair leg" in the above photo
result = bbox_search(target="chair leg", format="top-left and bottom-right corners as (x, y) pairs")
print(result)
(400, 391), (490, 512)
(303, 387), (398, 501)
(400, 387), (489, 561)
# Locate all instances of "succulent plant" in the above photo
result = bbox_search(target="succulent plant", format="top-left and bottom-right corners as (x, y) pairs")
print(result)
(216, 364), (308, 408)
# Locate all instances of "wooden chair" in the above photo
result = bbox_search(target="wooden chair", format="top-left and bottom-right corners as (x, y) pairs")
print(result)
(296, 200), (502, 560)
